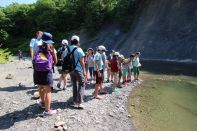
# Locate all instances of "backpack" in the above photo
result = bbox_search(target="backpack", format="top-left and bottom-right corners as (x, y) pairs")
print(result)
(34, 47), (53, 71)
(62, 46), (78, 73)
(56, 47), (65, 66)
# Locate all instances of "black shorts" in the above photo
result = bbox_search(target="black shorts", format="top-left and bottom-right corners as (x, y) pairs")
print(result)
(95, 70), (103, 84)
(34, 70), (53, 87)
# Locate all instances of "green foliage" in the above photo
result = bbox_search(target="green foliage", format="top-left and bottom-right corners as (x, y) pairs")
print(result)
(1, 0), (142, 54)
(0, 48), (11, 64)
(0, 29), (8, 47)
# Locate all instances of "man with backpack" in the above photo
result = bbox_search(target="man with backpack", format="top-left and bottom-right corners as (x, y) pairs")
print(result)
(62, 35), (86, 109)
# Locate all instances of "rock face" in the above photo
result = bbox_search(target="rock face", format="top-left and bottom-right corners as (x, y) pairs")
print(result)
(0, 59), (140, 131)
(81, 0), (197, 61)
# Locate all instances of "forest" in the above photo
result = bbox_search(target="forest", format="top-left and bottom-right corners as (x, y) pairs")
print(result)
(0, 0), (142, 54)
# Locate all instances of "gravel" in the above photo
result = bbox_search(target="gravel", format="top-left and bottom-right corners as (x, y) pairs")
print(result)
(0, 59), (141, 131)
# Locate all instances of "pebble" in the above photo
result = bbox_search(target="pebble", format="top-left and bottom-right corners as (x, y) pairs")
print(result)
(56, 116), (61, 121)
(54, 121), (65, 127)
(33, 91), (40, 99)
(0, 60), (141, 130)
(57, 108), (62, 113)
(109, 113), (114, 117)
(55, 126), (63, 131)
(12, 101), (19, 104)
(63, 126), (67, 131)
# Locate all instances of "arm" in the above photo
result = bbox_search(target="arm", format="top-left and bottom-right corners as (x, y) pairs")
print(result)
(95, 60), (101, 77)
(79, 56), (86, 76)
(30, 47), (34, 60)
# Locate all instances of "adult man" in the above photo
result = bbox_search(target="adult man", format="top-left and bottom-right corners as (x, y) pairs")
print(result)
(29, 31), (43, 60)
(62, 35), (86, 109)
(29, 31), (43, 87)
(93, 45), (107, 99)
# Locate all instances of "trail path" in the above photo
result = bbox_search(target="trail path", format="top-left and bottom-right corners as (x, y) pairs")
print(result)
(0, 58), (140, 131)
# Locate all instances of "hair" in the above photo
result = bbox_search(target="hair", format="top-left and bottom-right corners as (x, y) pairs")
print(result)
(71, 39), (79, 45)
(88, 49), (94, 55)
(136, 52), (140, 55)
(36, 31), (43, 36)
(130, 54), (135, 57)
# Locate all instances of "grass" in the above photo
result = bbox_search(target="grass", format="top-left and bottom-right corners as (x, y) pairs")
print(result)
(0, 48), (12, 64)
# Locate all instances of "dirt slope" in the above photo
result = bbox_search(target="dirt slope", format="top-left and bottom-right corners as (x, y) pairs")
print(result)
(81, 0), (197, 61)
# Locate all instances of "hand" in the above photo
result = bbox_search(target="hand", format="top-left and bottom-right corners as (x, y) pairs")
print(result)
(83, 71), (86, 77)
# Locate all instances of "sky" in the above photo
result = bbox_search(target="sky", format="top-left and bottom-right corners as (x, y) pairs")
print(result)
(0, 0), (37, 7)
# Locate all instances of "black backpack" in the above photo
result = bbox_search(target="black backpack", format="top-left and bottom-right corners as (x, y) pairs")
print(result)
(62, 46), (78, 73)
(56, 47), (65, 66)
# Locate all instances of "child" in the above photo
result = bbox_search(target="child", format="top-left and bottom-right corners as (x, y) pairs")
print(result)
(133, 52), (141, 81)
(122, 56), (129, 85)
(34, 32), (57, 116)
(110, 52), (120, 92)
(128, 54), (135, 82)
(94, 46), (107, 99)
(57, 39), (68, 90)
(87, 48), (95, 83)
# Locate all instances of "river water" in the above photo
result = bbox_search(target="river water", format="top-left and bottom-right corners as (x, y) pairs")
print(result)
(129, 60), (197, 131)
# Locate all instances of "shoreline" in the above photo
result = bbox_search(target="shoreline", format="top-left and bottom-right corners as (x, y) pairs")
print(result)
(0, 59), (140, 130)
(141, 58), (197, 63)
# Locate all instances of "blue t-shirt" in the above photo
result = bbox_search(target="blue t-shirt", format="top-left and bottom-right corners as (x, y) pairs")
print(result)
(94, 52), (103, 71)
(62, 45), (85, 72)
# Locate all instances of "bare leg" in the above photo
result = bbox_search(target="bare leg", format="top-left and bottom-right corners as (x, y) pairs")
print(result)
(62, 73), (68, 88)
(39, 85), (45, 102)
(94, 84), (101, 99)
(44, 85), (52, 111)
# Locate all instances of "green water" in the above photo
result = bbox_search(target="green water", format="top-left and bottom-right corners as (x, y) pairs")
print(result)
(130, 72), (197, 131)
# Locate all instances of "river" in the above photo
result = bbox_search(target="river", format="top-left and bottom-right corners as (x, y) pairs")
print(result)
(129, 60), (197, 131)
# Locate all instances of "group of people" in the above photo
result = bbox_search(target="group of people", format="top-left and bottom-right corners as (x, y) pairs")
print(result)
(29, 31), (141, 116)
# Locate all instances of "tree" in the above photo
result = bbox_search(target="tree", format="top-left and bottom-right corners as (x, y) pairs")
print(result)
(0, 29), (9, 47)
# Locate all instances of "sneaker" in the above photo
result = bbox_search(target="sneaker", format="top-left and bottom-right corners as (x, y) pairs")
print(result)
(57, 83), (61, 89)
(37, 100), (45, 109)
(111, 80), (113, 83)
(43, 109), (57, 116)
(105, 80), (110, 83)
(78, 104), (85, 109)
(113, 87), (119, 92)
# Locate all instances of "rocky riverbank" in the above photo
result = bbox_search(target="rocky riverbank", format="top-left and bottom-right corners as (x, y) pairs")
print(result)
(0, 59), (141, 131)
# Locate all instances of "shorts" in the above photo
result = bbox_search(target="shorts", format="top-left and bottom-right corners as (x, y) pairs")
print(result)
(133, 66), (140, 75)
(95, 70), (103, 84)
(122, 68), (127, 77)
(56, 66), (62, 74)
(34, 70), (53, 87)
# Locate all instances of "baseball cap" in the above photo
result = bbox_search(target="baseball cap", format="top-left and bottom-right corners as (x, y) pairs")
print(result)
(41, 32), (54, 44)
(61, 39), (68, 45)
(114, 52), (120, 56)
(71, 35), (80, 42)
(98, 45), (107, 51)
